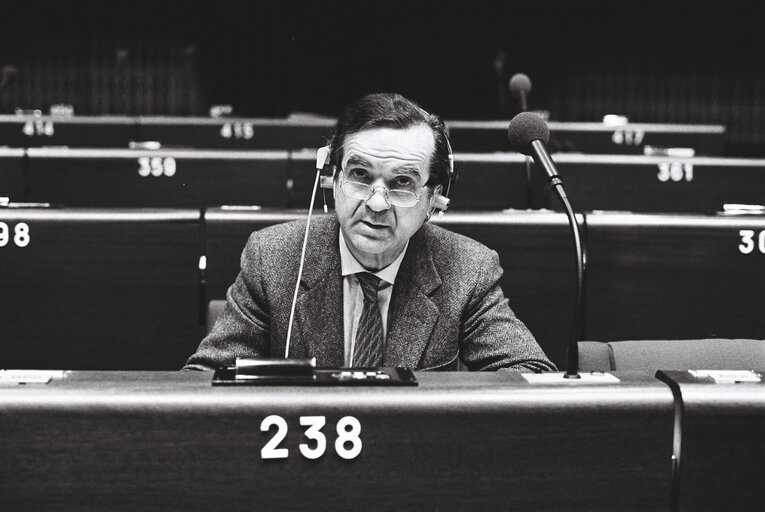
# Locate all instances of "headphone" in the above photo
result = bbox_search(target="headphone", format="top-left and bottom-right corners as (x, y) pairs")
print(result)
(316, 135), (455, 214)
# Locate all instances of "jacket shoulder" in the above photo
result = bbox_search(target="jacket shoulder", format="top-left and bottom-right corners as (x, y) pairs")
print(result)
(422, 223), (497, 265)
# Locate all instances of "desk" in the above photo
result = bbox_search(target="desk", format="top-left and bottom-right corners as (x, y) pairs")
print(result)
(448, 121), (725, 155)
(0, 115), (726, 154)
(657, 370), (765, 511)
(0, 148), (25, 200)
(540, 154), (765, 213)
(0, 371), (673, 511)
(25, 148), (291, 208)
(137, 116), (333, 150)
(0, 208), (202, 370)
(586, 213), (765, 340)
(0, 114), (138, 148)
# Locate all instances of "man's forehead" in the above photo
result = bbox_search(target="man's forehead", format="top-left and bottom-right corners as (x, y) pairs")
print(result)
(341, 125), (435, 169)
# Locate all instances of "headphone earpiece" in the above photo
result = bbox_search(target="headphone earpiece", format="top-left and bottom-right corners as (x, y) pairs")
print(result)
(433, 137), (455, 214)
(317, 145), (335, 189)
(432, 193), (450, 211)
(320, 172), (335, 190)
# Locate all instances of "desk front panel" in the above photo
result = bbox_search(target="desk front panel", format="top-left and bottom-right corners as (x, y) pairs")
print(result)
(586, 213), (765, 340)
(0, 148), (25, 200)
(0, 371), (673, 512)
(541, 155), (765, 213)
(447, 121), (725, 155)
(0, 115), (138, 147)
(658, 370), (765, 512)
(0, 208), (202, 370)
(137, 117), (333, 150)
(25, 148), (290, 208)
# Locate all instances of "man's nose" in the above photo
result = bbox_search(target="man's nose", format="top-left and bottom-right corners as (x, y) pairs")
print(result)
(365, 186), (391, 212)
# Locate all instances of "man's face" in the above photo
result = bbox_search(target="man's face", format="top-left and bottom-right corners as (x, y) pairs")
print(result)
(334, 124), (438, 270)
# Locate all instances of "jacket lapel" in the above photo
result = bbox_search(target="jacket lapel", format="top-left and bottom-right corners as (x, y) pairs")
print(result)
(384, 226), (442, 368)
(292, 217), (345, 366)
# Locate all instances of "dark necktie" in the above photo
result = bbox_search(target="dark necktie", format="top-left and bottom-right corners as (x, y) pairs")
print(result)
(353, 272), (384, 367)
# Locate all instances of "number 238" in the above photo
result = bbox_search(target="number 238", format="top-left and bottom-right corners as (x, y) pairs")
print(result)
(261, 415), (362, 460)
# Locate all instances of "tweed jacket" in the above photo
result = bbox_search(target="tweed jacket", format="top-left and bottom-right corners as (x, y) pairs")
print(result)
(184, 216), (555, 372)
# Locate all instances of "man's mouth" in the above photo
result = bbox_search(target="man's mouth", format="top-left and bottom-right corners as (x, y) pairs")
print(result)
(359, 220), (389, 230)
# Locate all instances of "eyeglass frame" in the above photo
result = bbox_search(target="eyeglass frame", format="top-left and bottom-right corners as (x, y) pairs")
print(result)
(336, 168), (434, 208)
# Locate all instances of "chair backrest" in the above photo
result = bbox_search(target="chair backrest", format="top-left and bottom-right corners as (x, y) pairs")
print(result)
(207, 299), (228, 334)
(578, 339), (765, 371)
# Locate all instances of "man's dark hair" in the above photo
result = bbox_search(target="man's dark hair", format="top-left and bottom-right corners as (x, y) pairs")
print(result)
(328, 92), (451, 190)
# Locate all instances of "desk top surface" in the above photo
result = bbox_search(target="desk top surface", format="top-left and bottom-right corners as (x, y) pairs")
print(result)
(0, 370), (673, 410)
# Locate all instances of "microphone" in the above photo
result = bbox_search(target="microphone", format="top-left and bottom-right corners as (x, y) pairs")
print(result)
(508, 112), (585, 379)
(507, 111), (562, 187)
(509, 73), (531, 112)
(0, 65), (18, 97)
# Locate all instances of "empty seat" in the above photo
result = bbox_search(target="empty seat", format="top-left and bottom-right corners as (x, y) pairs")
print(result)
(578, 338), (765, 371)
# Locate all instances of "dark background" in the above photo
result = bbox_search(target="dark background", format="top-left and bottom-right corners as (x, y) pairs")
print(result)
(1, 0), (763, 155)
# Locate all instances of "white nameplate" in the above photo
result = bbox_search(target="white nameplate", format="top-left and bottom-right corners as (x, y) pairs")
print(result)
(688, 370), (762, 383)
(0, 369), (69, 384)
(522, 371), (620, 384)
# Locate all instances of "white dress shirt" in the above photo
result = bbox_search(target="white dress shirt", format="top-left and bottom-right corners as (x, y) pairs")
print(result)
(338, 230), (408, 366)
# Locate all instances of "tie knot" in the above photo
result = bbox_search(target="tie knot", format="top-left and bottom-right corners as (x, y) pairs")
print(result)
(356, 272), (380, 302)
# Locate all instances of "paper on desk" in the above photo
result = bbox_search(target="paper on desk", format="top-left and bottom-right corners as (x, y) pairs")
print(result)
(0, 369), (69, 384)
(522, 371), (620, 384)
(688, 369), (762, 383)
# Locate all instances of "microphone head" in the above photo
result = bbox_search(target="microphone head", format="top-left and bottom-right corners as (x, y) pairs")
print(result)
(1, 65), (18, 80)
(507, 112), (549, 155)
(509, 73), (532, 98)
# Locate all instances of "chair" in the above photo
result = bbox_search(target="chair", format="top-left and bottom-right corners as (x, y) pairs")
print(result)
(578, 339), (765, 371)
(207, 299), (228, 334)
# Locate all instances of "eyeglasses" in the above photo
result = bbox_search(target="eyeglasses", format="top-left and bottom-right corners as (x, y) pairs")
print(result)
(339, 173), (427, 208)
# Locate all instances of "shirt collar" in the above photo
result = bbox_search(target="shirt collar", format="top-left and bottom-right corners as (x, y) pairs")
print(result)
(338, 229), (407, 285)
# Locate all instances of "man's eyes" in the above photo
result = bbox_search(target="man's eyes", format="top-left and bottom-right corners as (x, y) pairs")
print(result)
(347, 168), (370, 180)
(346, 168), (416, 188)
(391, 176), (414, 188)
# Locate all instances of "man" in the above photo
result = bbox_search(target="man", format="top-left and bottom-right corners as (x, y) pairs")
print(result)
(184, 93), (555, 372)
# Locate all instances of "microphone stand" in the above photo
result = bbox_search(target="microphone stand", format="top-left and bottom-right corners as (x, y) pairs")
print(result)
(529, 141), (586, 378)
(551, 179), (586, 379)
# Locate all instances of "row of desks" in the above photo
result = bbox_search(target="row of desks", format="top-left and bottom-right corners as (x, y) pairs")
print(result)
(2, 148), (764, 212)
(1, 207), (763, 370)
(0, 370), (762, 511)
(0, 114), (725, 153)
